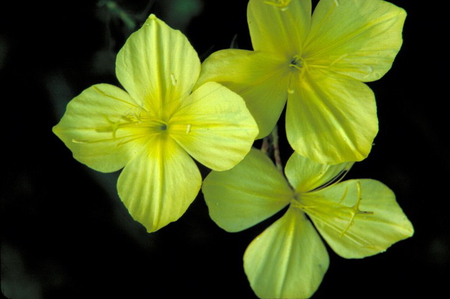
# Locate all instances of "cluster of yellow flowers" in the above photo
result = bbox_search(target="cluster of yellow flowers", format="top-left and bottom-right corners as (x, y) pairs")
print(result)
(53, 0), (413, 298)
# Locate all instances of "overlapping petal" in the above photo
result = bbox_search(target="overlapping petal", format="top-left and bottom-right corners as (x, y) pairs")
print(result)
(202, 148), (292, 232)
(197, 49), (290, 138)
(302, 179), (414, 258)
(169, 82), (258, 171)
(248, 0), (311, 54)
(285, 151), (353, 193)
(116, 15), (201, 116)
(304, 0), (406, 81)
(286, 68), (378, 163)
(52, 84), (145, 173)
(244, 207), (329, 299)
(117, 136), (201, 233)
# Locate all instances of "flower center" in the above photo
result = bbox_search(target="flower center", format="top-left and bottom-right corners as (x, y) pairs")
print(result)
(95, 108), (171, 140)
(287, 55), (307, 94)
(160, 123), (168, 131)
(290, 55), (304, 70)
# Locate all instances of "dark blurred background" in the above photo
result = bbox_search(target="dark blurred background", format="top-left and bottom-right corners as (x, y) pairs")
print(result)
(1, 0), (447, 298)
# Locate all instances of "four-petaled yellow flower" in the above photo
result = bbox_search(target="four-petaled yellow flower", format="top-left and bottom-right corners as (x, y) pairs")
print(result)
(53, 15), (259, 233)
(197, 0), (406, 164)
(203, 148), (413, 298)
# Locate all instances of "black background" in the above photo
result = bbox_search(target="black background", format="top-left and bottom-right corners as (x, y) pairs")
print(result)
(1, 0), (447, 298)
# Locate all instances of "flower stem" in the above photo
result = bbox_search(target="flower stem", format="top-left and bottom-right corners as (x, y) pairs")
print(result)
(271, 125), (283, 172)
(260, 125), (283, 172)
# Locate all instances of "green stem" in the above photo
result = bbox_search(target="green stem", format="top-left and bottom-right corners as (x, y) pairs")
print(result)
(98, 0), (137, 30)
(260, 125), (283, 172)
(271, 125), (283, 172)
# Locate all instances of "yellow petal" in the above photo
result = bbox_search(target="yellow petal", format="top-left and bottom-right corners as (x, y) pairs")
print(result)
(202, 148), (292, 232)
(244, 207), (329, 299)
(285, 151), (353, 193)
(116, 14), (200, 115)
(197, 49), (290, 138)
(301, 179), (414, 258)
(52, 84), (144, 173)
(117, 136), (201, 233)
(169, 82), (258, 171)
(286, 69), (378, 164)
(248, 0), (311, 54)
(305, 0), (406, 81)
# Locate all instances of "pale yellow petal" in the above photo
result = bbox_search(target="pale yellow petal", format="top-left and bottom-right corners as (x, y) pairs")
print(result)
(52, 84), (145, 173)
(304, 0), (406, 81)
(248, 0), (311, 54)
(285, 151), (353, 193)
(169, 82), (258, 171)
(244, 207), (329, 299)
(302, 179), (414, 258)
(116, 14), (200, 115)
(286, 69), (378, 164)
(197, 49), (290, 138)
(202, 148), (292, 232)
(117, 136), (201, 233)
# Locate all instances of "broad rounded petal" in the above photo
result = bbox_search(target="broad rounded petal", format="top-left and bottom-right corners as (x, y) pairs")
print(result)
(202, 148), (292, 232)
(286, 69), (378, 164)
(116, 14), (200, 114)
(244, 207), (329, 299)
(197, 49), (290, 138)
(285, 151), (353, 193)
(305, 0), (406, 81)
(248, 0), (311, 54)
(52, 84), (145, 173)
(117, 136), (201, 233)
(169, 82), (258, 171)
(302, 179), (414, 259)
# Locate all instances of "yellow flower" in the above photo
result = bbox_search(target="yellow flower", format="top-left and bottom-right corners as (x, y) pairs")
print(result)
(203, 148), (413, 298)
(197, 0), (406, 164)
(53, 15), (258, 233)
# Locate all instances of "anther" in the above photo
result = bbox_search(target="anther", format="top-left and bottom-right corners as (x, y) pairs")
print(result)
(170, 73), (177, 86)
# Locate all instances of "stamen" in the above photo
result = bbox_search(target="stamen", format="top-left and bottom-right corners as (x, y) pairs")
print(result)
(290, 55), (304, 71)
(310, 167), (351, 192)
(264, 0), (291, 10)
(294, 181), (374, 239)
(329, 53), (348, 68)
(95, 116), (121, 139)
(340, 182), (374, 237)
(91, 108), (170, 143)
(170, 73), (177, 86)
